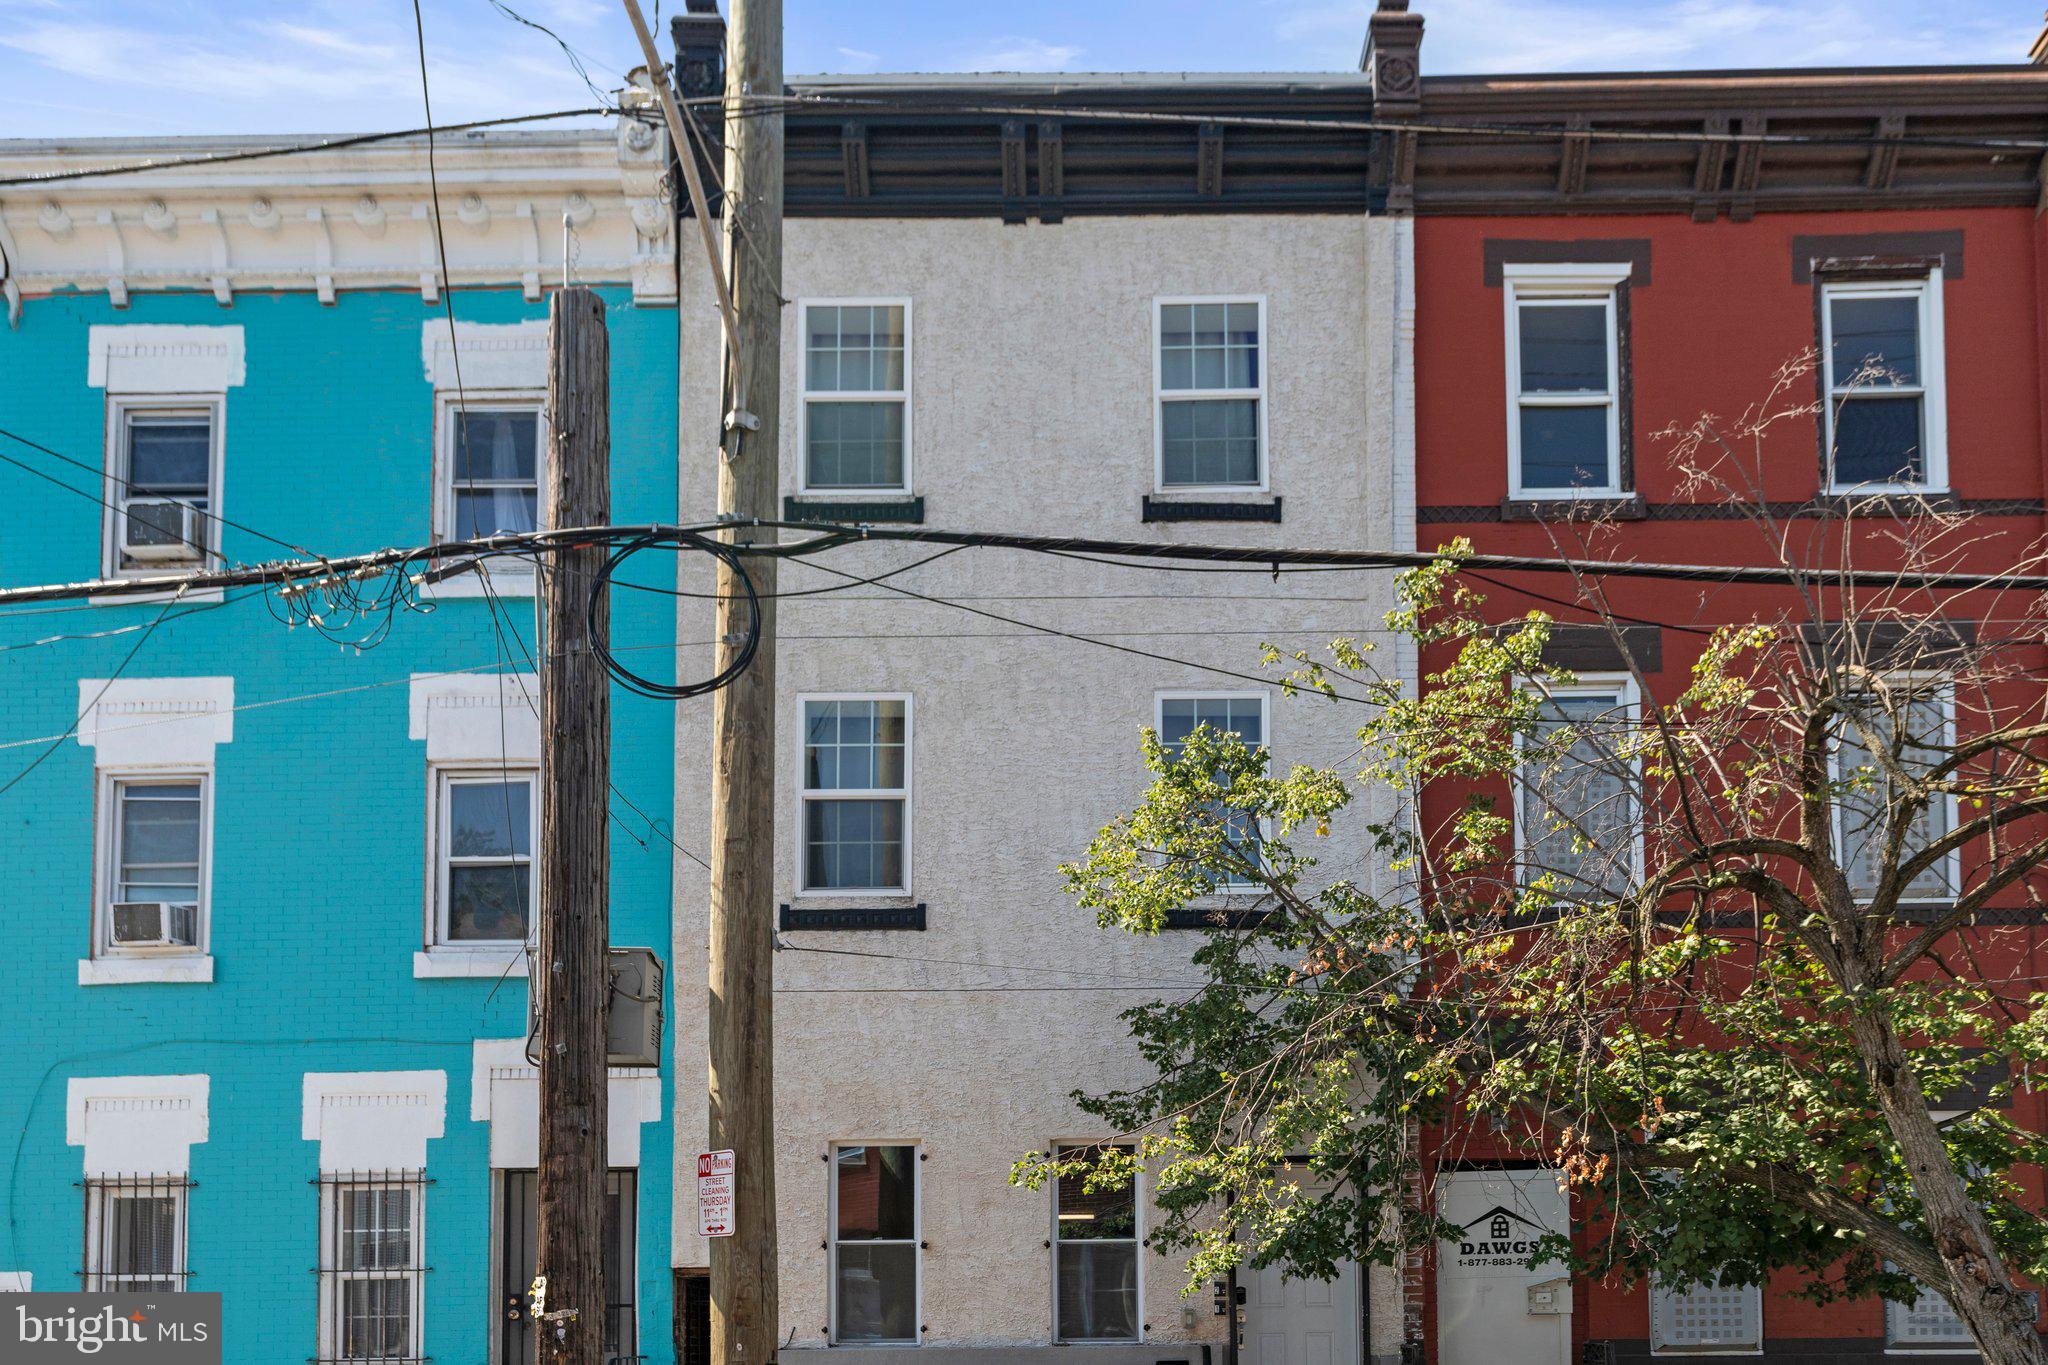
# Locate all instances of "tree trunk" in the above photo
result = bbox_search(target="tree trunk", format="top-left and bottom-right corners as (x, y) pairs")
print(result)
(1846, 994), (2044, 1364)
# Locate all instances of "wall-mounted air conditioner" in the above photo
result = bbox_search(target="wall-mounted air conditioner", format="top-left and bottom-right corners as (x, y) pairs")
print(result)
(109, 901), (199, 948)
(122, 499), (205, 561)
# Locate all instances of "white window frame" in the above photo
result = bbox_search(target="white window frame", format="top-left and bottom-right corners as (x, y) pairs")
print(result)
(796, 298), (914, 497)
(796, 693), (913, 898)
(1829, 677), (1959, 907)
(432, 392), (548, 593)
(1051, 1141), (1143, 1345)
(1511, 675), (1645, 890)
(93, 768), (213, 960)
(102, 394), (224, 577)
(1153, 296), (1270, 495)
(1649, 1272), (1763, 1356)
(83, 1178), (189, 1292)
(827, 1141), (922, 1347)
(317, 1175), (427, 1364)
(428, 766), (540, 950)
(1154, 690), (1272, 893)
(1502, 264), (1630, 501)
(1821, 271), (1948, 495)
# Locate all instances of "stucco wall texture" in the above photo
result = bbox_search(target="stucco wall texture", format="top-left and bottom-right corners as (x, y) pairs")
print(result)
(672, 216), (1410, 1355)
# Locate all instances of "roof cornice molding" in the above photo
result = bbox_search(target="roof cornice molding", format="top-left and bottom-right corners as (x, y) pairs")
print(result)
(0, 118), (675, 323)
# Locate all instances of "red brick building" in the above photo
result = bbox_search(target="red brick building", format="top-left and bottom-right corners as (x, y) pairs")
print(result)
(1367, 3), (2048, 1360)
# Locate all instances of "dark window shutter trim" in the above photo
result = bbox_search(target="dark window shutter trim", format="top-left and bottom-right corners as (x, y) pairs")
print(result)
(782, 495), (925, 524)
(1142, 496), (1282, 524)
(779, 902), (927, 931)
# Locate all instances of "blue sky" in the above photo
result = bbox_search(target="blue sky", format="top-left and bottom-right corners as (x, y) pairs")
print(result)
(0, 0), (2040, 139)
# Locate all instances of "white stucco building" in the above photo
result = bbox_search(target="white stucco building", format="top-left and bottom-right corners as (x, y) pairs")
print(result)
(666, 34), (1416, 1365)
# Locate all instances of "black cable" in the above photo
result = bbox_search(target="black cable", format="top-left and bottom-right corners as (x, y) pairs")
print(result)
(0, 108), (625, 188)
(590, 531), (762, 699)
(0, 590), (182, 799)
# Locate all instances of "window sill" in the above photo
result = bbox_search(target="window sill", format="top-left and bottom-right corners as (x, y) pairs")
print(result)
(1501, 494), (1645, 521)
(78, 955), (214, 986)
(417, 560), (537, 600)
(783, 495), (924, 525)
(89, 587), (226, 608)
(1142, 495), (1281, 524)
(1161, 905), (1279, 930)
(414, 947), (530, 979)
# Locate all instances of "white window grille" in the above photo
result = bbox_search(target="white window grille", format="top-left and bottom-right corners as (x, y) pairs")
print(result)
(1155, 299), (1266, 491)
(800, 302), (910, 493)
(1650, 1274), (1762, 1353)
(799, 697), (910, 893)
(1156, 693), (1269, 888)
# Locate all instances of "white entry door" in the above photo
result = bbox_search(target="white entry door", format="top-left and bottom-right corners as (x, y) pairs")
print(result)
(1241, 1259), (1361, 1365)
(1435, 1168), (1569, 1365)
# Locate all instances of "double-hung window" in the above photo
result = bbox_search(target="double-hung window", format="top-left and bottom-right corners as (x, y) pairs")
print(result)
(1053, 1144), (1139, 1343)
(1503, 266), (1628, 498)
(1517, 684), (1639, 900)
(1156, 299), (1265, 491)
(1649, 1274), (1762, 1354)
(98, 774), (209, 957)
(800, 697), (910, 894)
(1822, 273), (1947, 491)
(433, 769), (538, 946)
(439, 399), (544, 541)
(801, 302), (910, 494)
(107, 400), (219, 572)
(83, 1176), (189, 1292)
(830, 1144), (918, 1344)
(318, 1174), (425, 1363)
(1833, 682), (1955, 903)
(1157, 693), (1268, 888)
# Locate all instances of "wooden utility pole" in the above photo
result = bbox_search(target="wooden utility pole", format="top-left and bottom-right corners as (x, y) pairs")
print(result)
(535, 285), (612, 1365)
(709, 0), (783, 1361)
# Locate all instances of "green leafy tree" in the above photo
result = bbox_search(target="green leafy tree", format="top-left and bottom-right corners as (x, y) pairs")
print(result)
(1022, 506), (2048, 1363)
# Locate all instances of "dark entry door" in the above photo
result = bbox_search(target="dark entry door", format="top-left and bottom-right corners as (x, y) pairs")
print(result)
(500, 1169), (638, 1363)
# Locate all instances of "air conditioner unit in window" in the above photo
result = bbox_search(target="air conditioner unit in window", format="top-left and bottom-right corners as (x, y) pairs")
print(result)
(109, 902), (199, 948)
(122, 499), (205, 562)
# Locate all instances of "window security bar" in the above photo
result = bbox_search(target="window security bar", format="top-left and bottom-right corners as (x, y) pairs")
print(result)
(312, 1170), (432, 1365)
(79, 1173), (193, 1292)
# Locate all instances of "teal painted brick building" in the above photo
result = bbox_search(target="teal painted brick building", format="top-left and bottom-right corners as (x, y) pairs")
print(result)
(0, 123), (682, 1364)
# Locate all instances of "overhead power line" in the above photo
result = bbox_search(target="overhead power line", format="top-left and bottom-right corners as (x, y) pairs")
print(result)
(2, 518), (2040, 611)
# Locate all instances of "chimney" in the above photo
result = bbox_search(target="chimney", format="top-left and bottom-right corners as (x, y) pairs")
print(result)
(1361, 0), (1424, 118)
(670, 0), (726, 102)
(2031, 10), (2048, 65)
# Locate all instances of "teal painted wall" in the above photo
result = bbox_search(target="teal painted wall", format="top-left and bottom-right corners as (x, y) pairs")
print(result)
(0, 285), (677, 1363)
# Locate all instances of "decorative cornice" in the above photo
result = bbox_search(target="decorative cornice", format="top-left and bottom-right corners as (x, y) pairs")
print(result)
(0, 113), (674, 322)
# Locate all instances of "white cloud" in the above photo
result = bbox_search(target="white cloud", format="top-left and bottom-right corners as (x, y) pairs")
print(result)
(1271, 0), (2034, 72)
(945, 35), (1084, 73)
(835, 45), (882, 72)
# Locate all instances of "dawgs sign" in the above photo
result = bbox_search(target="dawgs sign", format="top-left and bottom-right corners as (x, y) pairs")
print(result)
(7, 1294), (220, 1363)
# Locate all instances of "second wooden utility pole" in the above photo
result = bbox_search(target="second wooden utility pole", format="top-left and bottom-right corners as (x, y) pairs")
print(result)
(535, 285), (611, 1365)
(708, 0), (783, 1360)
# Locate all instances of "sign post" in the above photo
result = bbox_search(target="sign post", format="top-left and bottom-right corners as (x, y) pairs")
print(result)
(697, 1149), (736, 1239)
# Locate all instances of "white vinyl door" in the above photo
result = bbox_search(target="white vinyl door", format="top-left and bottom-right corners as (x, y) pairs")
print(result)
(1242, 1258), (1361, 1365)
(1435, 1168), (1570, 1365)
